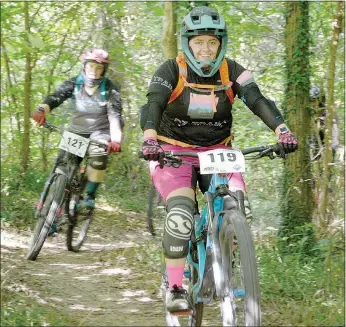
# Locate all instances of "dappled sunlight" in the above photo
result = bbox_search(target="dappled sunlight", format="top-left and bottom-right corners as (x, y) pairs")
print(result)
(1, 230), (31, 249)
(5, 283), (47, 304)
(95, 268), (132, 276)
(122, 290), (146, 297)
(1, 229), (65, 250)
(82, 240), (137, 250)
(74, 276), (91, 280)
(1, 248), (15, 253)
(46, 297), (63, 302)
(136, 297), (154, 302)
(49, 263), (104, 270)
(127, 308), (140, 312)
(69, 304), (104, 311)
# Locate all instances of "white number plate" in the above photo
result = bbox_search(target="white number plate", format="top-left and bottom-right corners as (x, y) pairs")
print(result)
(198, 149), (245, 174)
(58, 131), (90, 157)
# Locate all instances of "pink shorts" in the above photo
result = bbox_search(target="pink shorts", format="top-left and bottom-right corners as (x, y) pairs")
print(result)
(149, 144), (246, 202)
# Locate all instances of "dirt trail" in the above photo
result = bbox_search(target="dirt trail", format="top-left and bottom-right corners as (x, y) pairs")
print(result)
(1, 203), (234, 326)
(1, 204), (167, 326)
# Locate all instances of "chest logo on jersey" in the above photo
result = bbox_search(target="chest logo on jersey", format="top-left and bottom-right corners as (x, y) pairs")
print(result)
(187, 93), (219, 119)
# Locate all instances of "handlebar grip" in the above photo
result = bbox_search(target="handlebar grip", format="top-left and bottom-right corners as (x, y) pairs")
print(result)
(272, 143), (282, 154)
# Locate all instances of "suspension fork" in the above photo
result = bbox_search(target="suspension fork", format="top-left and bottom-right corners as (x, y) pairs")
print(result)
(37, 158), (62, 208)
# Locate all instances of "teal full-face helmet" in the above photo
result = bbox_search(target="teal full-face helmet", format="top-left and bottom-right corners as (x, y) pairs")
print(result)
(181, 6), (228, 77)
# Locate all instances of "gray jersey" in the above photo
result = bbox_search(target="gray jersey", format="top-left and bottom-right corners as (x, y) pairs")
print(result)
(43, 76), (123, 140)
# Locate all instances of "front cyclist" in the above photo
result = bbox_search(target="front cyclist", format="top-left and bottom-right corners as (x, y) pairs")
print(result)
(140, 6), (298, 313)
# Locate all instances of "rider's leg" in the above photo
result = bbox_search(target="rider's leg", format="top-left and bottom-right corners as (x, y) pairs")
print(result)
(163, 188), (195, 312)
(149, 151), (197, 312)
(164, 188), (195, 287)
(84, 134), (109, 208)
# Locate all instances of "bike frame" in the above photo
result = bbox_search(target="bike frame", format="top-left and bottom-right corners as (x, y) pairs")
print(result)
(37, 123), (106, 220)
(187, 172), (245, 304)
(157, 144), (281, 307)
(37, 150), (82, 217)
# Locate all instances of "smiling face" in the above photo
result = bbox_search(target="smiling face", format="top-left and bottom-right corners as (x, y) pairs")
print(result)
(188, 35), (221, 62)
(85, 61), (105, 79)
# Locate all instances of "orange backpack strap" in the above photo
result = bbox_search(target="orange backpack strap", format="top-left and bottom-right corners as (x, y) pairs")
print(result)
(168, 53), (187, 104)
(219, 59), (235, 104)
(168, 54), (235, 105)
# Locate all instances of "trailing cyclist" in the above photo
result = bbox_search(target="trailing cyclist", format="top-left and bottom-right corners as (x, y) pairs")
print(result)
(32, 48), (124, 232)
(309, 86), (339, 162)
(140, 6), (298, 313)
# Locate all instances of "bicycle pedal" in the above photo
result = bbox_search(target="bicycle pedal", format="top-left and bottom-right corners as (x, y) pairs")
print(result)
(170, 309), (193, 316)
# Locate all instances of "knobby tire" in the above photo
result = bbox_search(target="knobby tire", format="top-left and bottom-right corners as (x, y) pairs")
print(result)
(26, 174), (67, 261)
(146, 183), (157, 236)
(219, 210), (261, 326)
(66, 206), (93, 252)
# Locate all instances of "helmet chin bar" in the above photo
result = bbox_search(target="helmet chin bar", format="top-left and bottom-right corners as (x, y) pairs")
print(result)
(182, 37), (226, 77)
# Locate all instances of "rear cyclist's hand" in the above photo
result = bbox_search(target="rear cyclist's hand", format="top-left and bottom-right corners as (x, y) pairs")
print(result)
(32, 107), (46, 126)
(142, 137), (164, 161)
(278, 130), (298, 157)
(108, 141), (121, 153)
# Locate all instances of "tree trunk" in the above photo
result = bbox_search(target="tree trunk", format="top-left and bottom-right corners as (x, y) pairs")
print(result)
(162, 2), (177, 60)
(1, 40), (20, 150)
(317, 2), (344, 226)
(278, 2), (315, 257)
(21, 2), (32, 174)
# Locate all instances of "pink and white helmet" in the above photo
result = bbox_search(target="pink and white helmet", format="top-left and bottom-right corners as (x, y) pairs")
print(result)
(80, 48), (110, 64)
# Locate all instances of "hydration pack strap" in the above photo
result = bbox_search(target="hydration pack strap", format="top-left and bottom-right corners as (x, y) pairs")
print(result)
(168, 53), (235, 107)
(74, 75), (108, 102)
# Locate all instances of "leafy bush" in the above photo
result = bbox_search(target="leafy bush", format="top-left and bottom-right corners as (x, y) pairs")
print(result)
(257, 232), (344, 326)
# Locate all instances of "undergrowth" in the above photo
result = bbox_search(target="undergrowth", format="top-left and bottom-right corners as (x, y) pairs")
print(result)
(257, 232), (344, 326)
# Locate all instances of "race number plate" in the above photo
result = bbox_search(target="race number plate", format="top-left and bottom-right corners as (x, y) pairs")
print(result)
(198, 149), (245, 174)
(58, 131), (90, 157)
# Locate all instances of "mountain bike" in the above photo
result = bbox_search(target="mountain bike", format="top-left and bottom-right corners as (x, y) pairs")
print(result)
(150, 144), (284, 327)
(26, 122), (108, 261)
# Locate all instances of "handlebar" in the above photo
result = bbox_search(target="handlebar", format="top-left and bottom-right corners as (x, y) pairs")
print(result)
(42, 121), (108, 149)
(138, 143), (283, 161)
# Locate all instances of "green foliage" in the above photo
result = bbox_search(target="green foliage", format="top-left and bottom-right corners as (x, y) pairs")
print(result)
(1, 288), (71, 326)
(258, 233), (344, 326)
(1, 165), (47, 227)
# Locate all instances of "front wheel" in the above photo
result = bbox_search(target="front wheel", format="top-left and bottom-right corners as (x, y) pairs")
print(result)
(26, 174), (67, 261)
(218, 210), (261, 326)
(66, 194), (93, 252)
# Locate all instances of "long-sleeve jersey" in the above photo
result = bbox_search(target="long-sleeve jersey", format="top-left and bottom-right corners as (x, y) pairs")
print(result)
(43, 76), (123, 140)
(141, 58), (284, 146)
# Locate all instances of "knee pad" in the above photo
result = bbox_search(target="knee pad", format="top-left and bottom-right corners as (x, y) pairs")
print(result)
(162, 196), (195, 259)
(87, 166), (106, 183)
(88, 155), (107, 170)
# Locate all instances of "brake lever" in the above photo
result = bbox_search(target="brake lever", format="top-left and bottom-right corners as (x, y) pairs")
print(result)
(259, 148), (277, 160)
(43, 122), (56, 133)
(164, 156), (183, 168)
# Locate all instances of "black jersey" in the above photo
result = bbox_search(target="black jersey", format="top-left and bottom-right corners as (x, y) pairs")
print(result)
(142, 58), (284, 146)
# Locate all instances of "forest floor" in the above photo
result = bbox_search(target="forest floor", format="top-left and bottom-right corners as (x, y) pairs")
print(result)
(1, 201), (236, 327)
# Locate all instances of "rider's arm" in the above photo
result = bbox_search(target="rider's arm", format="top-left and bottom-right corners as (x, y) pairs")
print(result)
(229, 60), (286, 133)
(40, 77), (76, 113)
(106, 80), (123, 143)
(141, 60), (179, 134)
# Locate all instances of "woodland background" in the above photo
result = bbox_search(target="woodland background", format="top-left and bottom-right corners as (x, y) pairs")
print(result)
(1, 1), (345, 326)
